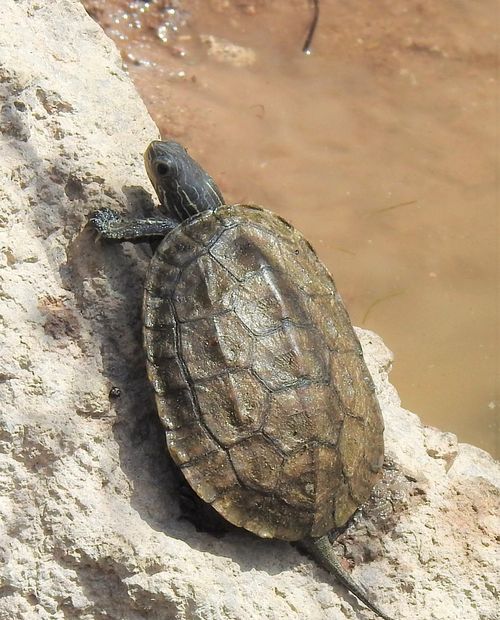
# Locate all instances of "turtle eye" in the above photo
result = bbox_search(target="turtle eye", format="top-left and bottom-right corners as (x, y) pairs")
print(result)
(156, 162), (170, 176)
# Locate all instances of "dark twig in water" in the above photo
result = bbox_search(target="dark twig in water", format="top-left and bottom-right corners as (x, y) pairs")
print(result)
(303, 0), (320, 54)
(362, 289), (405, 324)
(371, 200), (418, 215)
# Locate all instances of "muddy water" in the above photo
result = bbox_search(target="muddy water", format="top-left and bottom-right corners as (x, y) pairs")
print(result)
(83, 0), (499, 457)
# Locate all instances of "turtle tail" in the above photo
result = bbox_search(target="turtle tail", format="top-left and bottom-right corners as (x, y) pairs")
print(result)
(298, 535), (394, 620)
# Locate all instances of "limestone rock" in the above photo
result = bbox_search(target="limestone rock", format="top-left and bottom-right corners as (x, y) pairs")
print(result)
(200, 34), (257, 67)
(0, 1), (498, 619)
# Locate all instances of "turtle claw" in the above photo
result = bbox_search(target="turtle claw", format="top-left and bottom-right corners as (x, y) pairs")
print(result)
(89, 208), (123, 237)
(88, 207), (135, 241)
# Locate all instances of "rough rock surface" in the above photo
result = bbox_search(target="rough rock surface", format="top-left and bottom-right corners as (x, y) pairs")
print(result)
(0, 1), (498, 619)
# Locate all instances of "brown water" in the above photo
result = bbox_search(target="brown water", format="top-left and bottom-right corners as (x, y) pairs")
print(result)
(83, 0), (499, 457)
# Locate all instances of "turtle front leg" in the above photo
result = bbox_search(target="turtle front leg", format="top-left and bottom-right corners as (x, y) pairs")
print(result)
(89, 208), (177, 243)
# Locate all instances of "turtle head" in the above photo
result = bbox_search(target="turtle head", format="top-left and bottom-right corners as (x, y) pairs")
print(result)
(144, 140), (224, 221)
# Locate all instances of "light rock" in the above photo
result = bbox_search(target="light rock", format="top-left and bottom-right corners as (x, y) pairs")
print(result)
(200, 34), (257, 67)
(0, 2), (498, 619)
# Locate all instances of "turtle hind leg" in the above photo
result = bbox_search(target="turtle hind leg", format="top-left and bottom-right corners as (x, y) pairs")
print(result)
(176, 477), (233, 538)
(297, 535), (394, 620)
(89, 207), (177, 243)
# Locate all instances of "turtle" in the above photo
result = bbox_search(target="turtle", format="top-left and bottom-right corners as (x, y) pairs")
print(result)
(90, 140), (393, 620)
